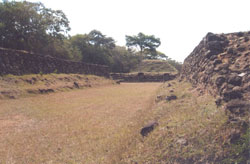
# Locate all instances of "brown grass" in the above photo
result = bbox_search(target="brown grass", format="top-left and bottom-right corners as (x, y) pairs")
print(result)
(1, 78), (245, 163)
(0, 82), (161, 164)
(120, 80), (230, 164)
(132, 60), (178, 73)
(0, 74), (115, 99)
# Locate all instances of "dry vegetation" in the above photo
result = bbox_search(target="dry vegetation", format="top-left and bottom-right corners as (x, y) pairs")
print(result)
(120, 80), (249, 164)
(0, 74), (115, 99)
(0, 82), (161, 164)
(0, 76), (248, 163)
(132, 60), (178, 73)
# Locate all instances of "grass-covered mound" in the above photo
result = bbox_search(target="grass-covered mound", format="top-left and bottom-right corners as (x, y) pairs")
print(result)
(132, 60), (181, 73)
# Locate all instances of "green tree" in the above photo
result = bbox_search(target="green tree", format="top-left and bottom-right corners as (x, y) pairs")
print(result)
(69, 30), (115, 65)
(87, 30), (115, 49)
(110, 46), (142, 73)
(0, 1), (70, 55)
(125, 32), (161, 56)
(69, 31), (142, 72)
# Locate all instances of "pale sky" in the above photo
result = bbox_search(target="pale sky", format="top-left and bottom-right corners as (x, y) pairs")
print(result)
(21, 0), (250, 62)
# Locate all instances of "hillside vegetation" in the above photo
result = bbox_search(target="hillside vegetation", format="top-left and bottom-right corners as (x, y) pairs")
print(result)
(132, 60), (181, 73)
(0, 1), (170, 74)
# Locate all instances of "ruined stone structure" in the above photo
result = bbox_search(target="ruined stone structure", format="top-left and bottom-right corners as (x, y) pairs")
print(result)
(0, 47), (110, 77)
(181, 31), (250, 117)
(110, 72), (177, 82)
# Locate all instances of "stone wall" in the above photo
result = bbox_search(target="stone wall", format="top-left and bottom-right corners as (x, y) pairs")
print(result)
(111, 72), (177, 82)
(0, 47), (110, 77)
(181, 31), (250, 116)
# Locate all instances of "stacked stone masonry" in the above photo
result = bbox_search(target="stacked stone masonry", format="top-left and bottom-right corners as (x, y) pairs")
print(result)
(0, 47), (110, 77)
(181, 31), (250, 116)
(110, 72), (176, 82)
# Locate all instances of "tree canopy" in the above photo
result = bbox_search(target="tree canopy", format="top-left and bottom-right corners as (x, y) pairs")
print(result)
(87, 30), (115, 49)
(69, 30), (114, 65)
(0, 1), (174, 73)
(69, 30), (141, 72)
(0, 1), (70, 55)
(125, 32), (161, 57)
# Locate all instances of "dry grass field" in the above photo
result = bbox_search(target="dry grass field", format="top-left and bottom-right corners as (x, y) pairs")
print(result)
(0, 82), (161, 164)
(0, 77), (248, 164)
(120, 81), (249, 164)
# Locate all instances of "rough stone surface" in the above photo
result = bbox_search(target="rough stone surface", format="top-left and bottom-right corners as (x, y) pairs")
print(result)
(226, 100), (250, 115)
(0, 47), (110, 77)
(110, 72), (176, 82)
(181, 31), (250, 116)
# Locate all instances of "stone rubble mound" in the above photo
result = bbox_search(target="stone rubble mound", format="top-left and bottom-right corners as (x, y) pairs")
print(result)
(181, 31), (250, 117)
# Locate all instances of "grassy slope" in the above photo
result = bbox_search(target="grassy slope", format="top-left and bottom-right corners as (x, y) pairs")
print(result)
(120, 80), (249, 164)
(0, 74), (115, 99)
(132, 60), (178, 73)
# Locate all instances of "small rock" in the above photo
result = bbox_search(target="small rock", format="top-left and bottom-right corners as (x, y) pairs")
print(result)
(206, 32), (225, 42)
(138, 72), (144, 76)
(227, 84), (235, 90)
(228, 75), (242, 86)
(206, 41), (226, 53)
(166, 95), (177, 101)
(213, 59), (222, 65)
(215, 97), (222, 107)
(39, 88), (54, 94)
(131, 161), (138, 164)
(237, 46), (246, 52)
(155, 95), (165, 103)
(205, 50), (220, 59)
(73, 82), (80, 88)
(140, 121), (159, 137)
(226, 100), (250, 115)
(229, 129), (241, 144)
(236, 32), (244, 37)
(9, 95), (16, 99)
(215, 76), (226, 88)
(177, 138), (188, 146)
(223, 90), (242, 102)
(244, 37), (249, 42)
(238, 72), (246, 77)
(219, 69), (229, 75)
(227, 47), (234, 54)
(232, 86), (242, 92)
